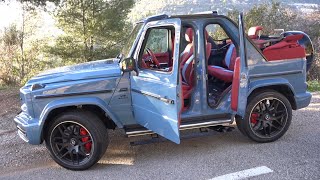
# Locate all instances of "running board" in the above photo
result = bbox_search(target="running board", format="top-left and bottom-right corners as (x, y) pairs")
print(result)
(126, 119), (232, 137)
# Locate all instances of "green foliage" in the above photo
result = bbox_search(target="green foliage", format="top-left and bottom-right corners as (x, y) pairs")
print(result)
(307, 80), (320, 92)
(0, 7), (55, 85)
(226, 1), (297, 35)
(226, 1), (320, 82)
(45, 0), (134, 63)
(145, 29), (168, 53)
(206, 24), (229, 40)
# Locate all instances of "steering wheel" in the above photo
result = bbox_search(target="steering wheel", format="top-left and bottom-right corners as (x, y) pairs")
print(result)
(146, 48), (160, 68)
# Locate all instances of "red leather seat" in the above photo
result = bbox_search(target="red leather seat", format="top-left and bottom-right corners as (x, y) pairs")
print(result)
(248, 26), (267, 49)
(181, 28), (211, 100)
(263, 34), (306, 61)
(207, 44), (237, 83)
(180, 28), (195, 99)
(248, 26), (263, 39)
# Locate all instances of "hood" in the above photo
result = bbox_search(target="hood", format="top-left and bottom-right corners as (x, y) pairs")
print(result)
(26, 58), (121, 86)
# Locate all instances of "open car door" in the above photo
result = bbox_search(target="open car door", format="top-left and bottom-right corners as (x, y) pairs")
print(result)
(130, 19), (182, 144)
(231, 13), (249, 117)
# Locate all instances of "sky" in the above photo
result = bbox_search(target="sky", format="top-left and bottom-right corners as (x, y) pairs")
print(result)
(0, 1), (22, 30)
(0, 0), (61, 37)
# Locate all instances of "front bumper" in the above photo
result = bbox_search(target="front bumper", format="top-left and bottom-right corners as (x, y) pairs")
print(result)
(14, 112), (42, 145)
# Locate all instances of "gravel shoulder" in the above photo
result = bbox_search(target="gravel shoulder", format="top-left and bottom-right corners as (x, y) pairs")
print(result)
(0, 90), (319, 179)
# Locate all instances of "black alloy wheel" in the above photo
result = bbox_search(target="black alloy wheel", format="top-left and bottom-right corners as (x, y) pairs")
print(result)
(249, 98), (288, 138)
(50, 121), (94, 166)
(45, 111), (108, 170)
(237, 90), (292, 143)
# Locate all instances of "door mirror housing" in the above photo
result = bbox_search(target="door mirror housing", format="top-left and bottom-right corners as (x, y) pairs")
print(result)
(121, 57), (137, 73)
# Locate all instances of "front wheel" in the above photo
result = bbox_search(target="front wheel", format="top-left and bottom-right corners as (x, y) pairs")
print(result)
(238, 90), (292, 143)
(45, 111), (108, 170)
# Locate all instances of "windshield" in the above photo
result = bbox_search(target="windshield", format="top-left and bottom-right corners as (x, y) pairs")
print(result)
(121, 23), (143, 58)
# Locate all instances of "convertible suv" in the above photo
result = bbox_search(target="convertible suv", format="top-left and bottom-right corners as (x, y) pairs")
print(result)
(14, 12), (314, 170)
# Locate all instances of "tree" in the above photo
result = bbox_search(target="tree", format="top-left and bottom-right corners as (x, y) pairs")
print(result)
(226, 1), (297, 34)
(0, 3), (51, 85)
(46, 0), (134, 63)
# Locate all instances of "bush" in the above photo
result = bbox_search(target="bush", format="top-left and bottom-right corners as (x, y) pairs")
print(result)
(308, 80), (320, 92)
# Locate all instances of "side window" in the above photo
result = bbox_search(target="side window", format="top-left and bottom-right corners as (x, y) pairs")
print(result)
(206, 24), (229, 40)
(205, 24), (236, 67)
(138, 27), (173, 72)
(145, 29), (168, 53)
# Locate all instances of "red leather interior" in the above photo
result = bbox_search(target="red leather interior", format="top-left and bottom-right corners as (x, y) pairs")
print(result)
(181, 28), (211, 101)
(208, 66), (234, 82)
(142, 52), (170, 64)
(180, 28), (195, 99)
(231, 57), (240, 111)
(207, 44), (237, 83)
(263, 34), (306, 61)
(140, 57), (148, 68)
(205, 30), (212, 63)
(185, 28), (193, 42)
(248, 26), (267, 48)
(248, 26), (263, 39)
(153, 52), (170, 64)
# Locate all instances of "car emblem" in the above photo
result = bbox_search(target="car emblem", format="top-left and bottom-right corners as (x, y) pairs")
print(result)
(70, 138), (76, 146)
(265, 114), (270, 120)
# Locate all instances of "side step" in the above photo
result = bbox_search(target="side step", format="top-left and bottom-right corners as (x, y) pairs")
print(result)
(129, 126), (235, 146)
(125, 119), (232, 137)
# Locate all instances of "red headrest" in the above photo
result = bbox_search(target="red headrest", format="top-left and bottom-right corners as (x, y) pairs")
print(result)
(205, 30), (209, 40)
(248, 26), (263, 36)
(185, 28), (193, 42)
(284, 34), (303, 42)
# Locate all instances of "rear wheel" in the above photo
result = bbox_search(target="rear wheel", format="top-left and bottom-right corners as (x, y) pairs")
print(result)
(239, 90), (292, 143)
(45, 110), (108, 170)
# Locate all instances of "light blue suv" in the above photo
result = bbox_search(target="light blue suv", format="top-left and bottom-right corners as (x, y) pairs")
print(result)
(14, 12), (314, 170)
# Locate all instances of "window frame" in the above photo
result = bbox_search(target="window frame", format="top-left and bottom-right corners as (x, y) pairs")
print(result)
(143, 28), (170, 54)
(136, 25), (176, 74)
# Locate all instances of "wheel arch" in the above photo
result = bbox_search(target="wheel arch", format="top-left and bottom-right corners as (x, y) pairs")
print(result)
(248, 80), (297, 110)
(39, 97), (122, 143)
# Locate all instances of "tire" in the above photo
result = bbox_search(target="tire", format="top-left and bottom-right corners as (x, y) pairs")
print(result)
(45, 110), (108, 170)
(239, 90), (292, 143)
(235, 115), (247, 137)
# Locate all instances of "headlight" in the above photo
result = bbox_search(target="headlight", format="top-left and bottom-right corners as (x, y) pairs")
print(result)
(31, 83), (46, 91)
(20, 87), (35, 117)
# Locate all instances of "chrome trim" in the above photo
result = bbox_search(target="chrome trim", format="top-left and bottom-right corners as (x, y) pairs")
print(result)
(126, 119), (232, 137)
(17, 129), (29, 142)
(131, 89), (174, 104)
(249, 70), (303, 79)
(34, 89), (113, 99)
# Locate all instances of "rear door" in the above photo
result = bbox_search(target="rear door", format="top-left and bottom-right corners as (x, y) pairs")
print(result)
(231, 13), (249, 117)
(130, 19), (182, 144)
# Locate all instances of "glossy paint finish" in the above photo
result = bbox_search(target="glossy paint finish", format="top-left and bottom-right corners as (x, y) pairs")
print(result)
(14, 59), (123, 144)
(130, 18), (182, 144)
(14, 13), (312, 145)
(236, 13), (249, 117)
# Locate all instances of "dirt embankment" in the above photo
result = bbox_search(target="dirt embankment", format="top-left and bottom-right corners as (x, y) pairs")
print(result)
(0, 87), (20, 133)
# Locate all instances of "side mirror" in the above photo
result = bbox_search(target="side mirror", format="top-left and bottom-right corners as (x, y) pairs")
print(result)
(121, 57), (137, 73)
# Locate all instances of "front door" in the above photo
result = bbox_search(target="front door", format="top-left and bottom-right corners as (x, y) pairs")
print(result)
(130, 19), (182, 144)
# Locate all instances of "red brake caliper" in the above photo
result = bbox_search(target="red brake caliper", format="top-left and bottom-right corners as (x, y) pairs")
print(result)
(250, 113), (259, 124)
(80, 127), (92, 153)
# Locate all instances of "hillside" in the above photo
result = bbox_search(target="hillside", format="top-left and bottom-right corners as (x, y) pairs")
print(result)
(128, 0), (319, 22)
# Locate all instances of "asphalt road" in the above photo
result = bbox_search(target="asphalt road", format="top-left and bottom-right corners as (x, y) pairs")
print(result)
(0, 93), (319, 180)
